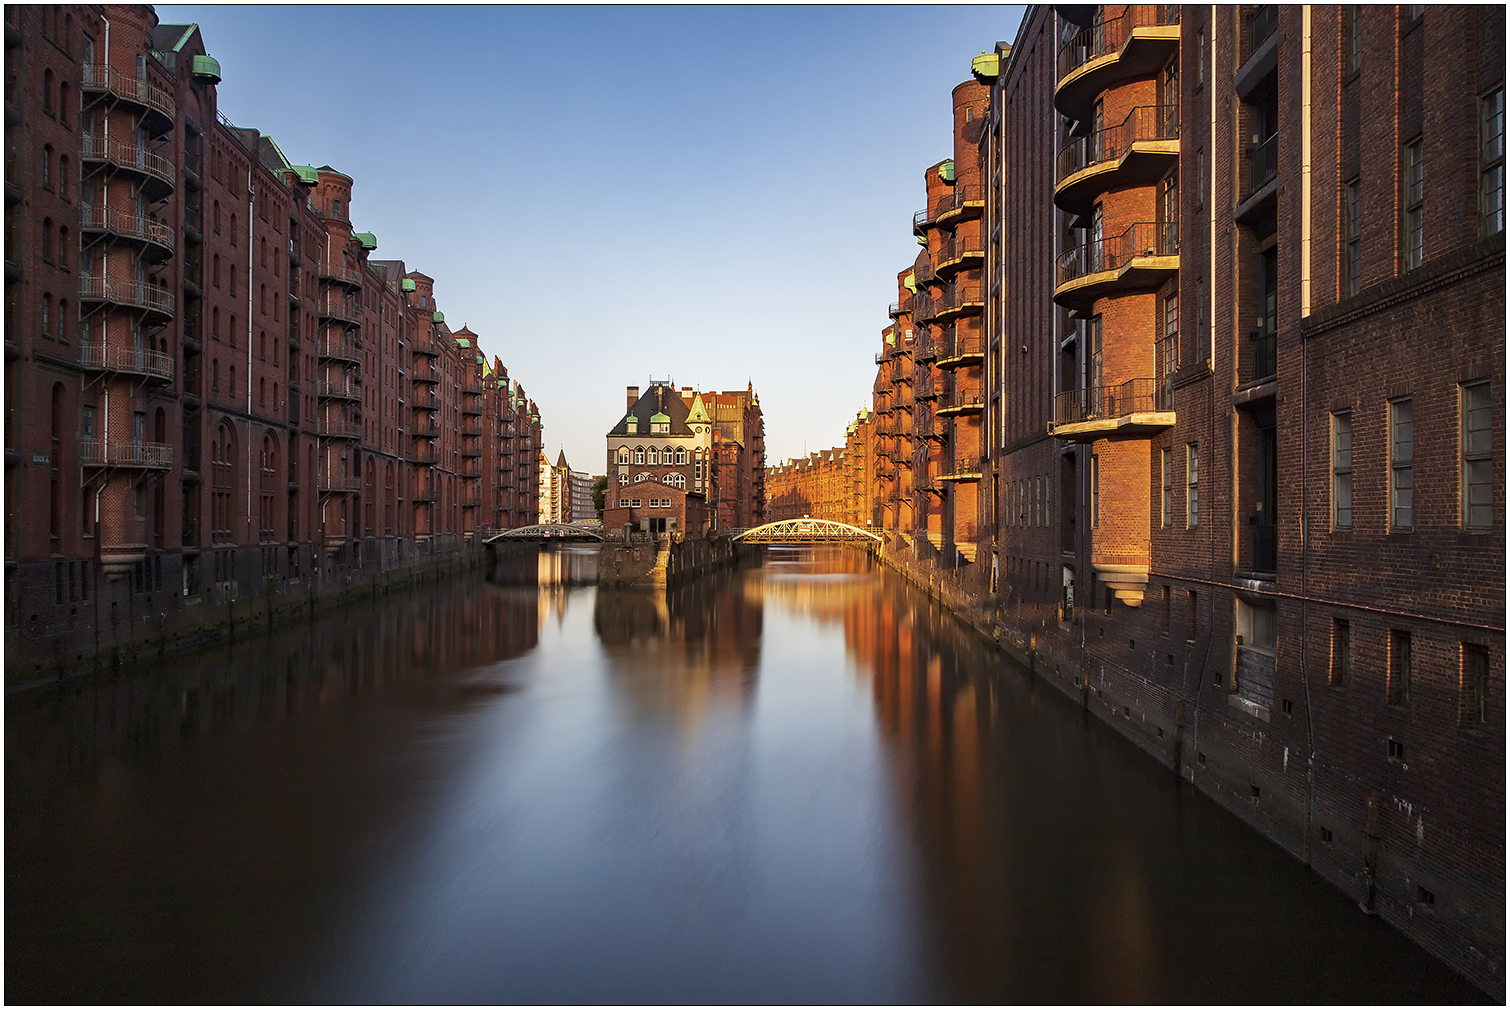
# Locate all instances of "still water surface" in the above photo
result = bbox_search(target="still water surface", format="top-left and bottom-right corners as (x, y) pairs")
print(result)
(6, 547), (1484, 1002)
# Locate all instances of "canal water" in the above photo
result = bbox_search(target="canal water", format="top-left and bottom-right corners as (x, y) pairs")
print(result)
(6, 546), (1484, 1003)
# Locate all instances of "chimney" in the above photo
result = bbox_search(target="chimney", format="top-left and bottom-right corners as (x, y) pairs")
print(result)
(626, 385), (639, 411)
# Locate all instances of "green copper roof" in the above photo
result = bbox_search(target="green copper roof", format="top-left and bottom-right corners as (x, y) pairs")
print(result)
(938, 160), (956, 183)
(400, 278), (416, 292)
(971, 52), (1000, 79)
(456, 338), (470, 348)
(903, 272), (917, 293)
(290, 165), (318, 185)
(190, 54), (221, 82)
(354, 232), (377, 250)
(432, 310), (445, 323)
(649, 411), (670, 424)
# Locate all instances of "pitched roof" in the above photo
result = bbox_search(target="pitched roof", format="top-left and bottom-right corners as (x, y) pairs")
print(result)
(606, 383), (697, 438)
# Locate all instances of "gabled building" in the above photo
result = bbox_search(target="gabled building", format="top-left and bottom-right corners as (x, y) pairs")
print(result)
(605, 382), (715, 510)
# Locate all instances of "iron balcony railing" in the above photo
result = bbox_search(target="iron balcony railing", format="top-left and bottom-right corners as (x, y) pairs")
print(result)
(79, 134), (175, 189)
(80, 440), (173, 469)
(1053, 377), (1170, 426)
(888, 296), (912, 318)
(413, 444), (438, 465)
(79, 342), (174, 381)
(316, 337), (359, 362)
(934, 182), (983, 220)
(1243, 132), (1279, 201)
(912, 295), (938, 322)
(320, 475), (362, 494)
(1057, 6), (1181, 81)
(77, 204), (175, 253)
(942, 330), (984, 361)
(938, 393), (985, 413)
(1056, 104), (1180, 182)
(1250, 329), (1277, 383)
(317, 418), (361, 439)
(936, 281), (984, 315)
(412, 486), (440, 502)
(1246, 5), (1278, 61)
(411, 335), (440, 356)
(317, 380), (359, 400)
(938, 232), (984, 269)
(914, 258), (937, 285)
(78, 273), (175, 316)
(318, 263), (364, 288)
(318, 298), (361, 325)
(412, 364), (439, 384)
(943, 454), (984, 477)
(80, 64), (175, 123)
(1056, 221), (1177, 287)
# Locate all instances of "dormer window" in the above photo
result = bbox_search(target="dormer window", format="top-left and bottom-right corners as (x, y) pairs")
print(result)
(651, 422), (669, 434)
(626, 416), (637, 434)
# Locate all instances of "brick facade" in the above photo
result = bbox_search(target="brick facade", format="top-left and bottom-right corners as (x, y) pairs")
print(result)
(3, 5), (544, 677)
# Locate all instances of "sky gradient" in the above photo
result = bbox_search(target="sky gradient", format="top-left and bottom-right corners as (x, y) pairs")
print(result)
(156, 5), (1026, 471)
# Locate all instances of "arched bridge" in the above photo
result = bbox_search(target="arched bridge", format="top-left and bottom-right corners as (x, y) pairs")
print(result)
(732, 519), (882, 544)
(483, 523), (605, 542)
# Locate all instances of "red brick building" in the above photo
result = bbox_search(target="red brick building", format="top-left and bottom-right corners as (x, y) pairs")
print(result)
(3, 5), (543, 675)
(815, 5), (1505, 992)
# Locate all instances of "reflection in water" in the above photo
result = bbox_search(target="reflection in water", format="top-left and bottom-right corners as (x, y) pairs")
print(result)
(5, 548), (1482, 1003)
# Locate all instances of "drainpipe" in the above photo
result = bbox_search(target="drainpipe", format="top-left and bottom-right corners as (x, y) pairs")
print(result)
(246, 167), (254, 535)
(1298, 3), (1317, 864)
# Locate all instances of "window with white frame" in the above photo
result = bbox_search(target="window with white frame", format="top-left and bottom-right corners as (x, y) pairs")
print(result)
(1390, 398), (1413, 532)
(1462, 381), (1492, 530)
(1403, 137), (1424, 270)
(1481, 88), (1505, 236)
(1332, 412), (1353, 529)
(1186, 444), (1199, 528)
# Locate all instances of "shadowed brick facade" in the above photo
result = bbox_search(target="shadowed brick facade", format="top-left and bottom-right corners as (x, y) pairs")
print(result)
(815, 5), (1504, 993)
(4, 5), (543, 677)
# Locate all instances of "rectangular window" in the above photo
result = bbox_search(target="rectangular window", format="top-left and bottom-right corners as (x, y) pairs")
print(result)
(1161, 447), (1171, 527)
(1090, 455), (1099, 529)
(1462, 643), (1490, 727)
(1388, 629), (1412, 706)
(1344, 178), (1361, 296)
(1187, 590), (1198, 641)
(1331, 619), (1350, 686)
(1390, 398), (1413, 532)
(1482, 88), (1505, 236)
(1161, 292), (1179, 380)
(1186, 444), (1199, 528)
(1403, 137), (1424, 270)
(1332, 412), (1353, 529)
(1462, 381), (1492, 530)
(1347, 5), (1362, 75)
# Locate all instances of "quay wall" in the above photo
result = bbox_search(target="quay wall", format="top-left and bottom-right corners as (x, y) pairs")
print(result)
(598, 536), (743, 590)
(876, 535), (1503, 999)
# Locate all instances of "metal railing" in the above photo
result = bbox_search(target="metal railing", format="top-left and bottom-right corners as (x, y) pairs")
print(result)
(79, 134), (174, 189)
(1250, 329), (1276, 383)
(944, 454), (984, 477)
(942, 330), (984, 361)
(1242, 133), (1278, 201)
(936, 281), (984, 315)
(78, 204), (175, 252)
(316, 337), (359, 362)
(79, 342), (174, 381)
(412, 364), (439, 383)
(934, 181), (983, 220)
(317, 419), (361, 439)
(78, 274), (175, 316)
(914, 258), (937, 285)
(1057, 6), (1181, 80)
(320, 475), (361, 493)
(1057, 104), (1179, 182)
(412, 486), (439, 502)
(938, 232), (984, 268)
(938, 393), (984, 413)
(912, 295), (937, 321)
(1246, 5), (1278, 60)
(1056, 221), (1177, 287)
(411, 335), (440, 356)
(412, 390), (438, 409)
(317, 381), (359, 399)
(318, 263), (364, 287)
(80, 440), (173, 468)
(81, 64), (175, 122)
(318, 299), (361, 325)
(1053, 377), (1168, 425)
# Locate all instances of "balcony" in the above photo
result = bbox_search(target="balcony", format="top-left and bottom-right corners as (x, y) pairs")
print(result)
(461, 379), (485, 397)
(78, 274), (174, 321)
(317, 418), (361, 440)
(318, 299), (361, 327)
(914, 258), (937, 286)
(935, 182), (984, 226)
(1234, 330), (1278, 409)
(462, 419), (483, 436)
(936, 393), (984, 417)
(412, 390), (438, 410)
(81, 64), (174, 134)
(1054, 221), (1178, 312)
(1055, 105), (1179, 222)
(461, 397), (483, 416)
(411, 335), (440, 357)
(319, 475), (361, 494)
(1236, 6), (1280, 99)
(412, 487), (439, 503)
(1050, 377), (1174, 441)
(79, 342), (174, 383)
(461, 442), (482, 458)
(937, 329), (984, 370)
(912, 295), (938, 323)
(318, 263), (364, 288)
(317, 381), (360, 401)
(316, 337), (359, 364)
(80, 440), (173, 470)
(933, 281), (984, 322)
(412, 364), (439, 385)
(1235, 133), (1279, 224)
(78, 204), (175, 260)
(1055, 7), (1180, 121)
(79, 134), (174, 200)
(888, 296), (912, 319)
(413, 443), (438, 464)
(936, 233), (984, 278)
(939, 454), (983, 483)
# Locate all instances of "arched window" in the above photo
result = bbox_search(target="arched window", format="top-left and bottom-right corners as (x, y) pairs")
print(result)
(229, 364), (236, 398)
(617, 446), (629, 465)
(259, 377), (266, 406)
(634, 447), (645, 465)
(647, 447), (659, 465)
(259, 330), (266, 360)
(229, 264), (237, 298)
(230, 213), (237, 245)
(674, 474), (686, 489)
(635, 472), (651, 483)
(58, 225), (68, 261)
(662, 473), (676, 485)
(676, 449), (687, 465)
(259, 284), (266, 315)
(41, 218), (53, 261)
(618, 474), (629, 486)
(41, 145), (52, 190)
(259, 237), (267, 267)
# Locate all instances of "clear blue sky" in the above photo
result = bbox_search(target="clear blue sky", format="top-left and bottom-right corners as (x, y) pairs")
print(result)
(157, 5), (1025, 471)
